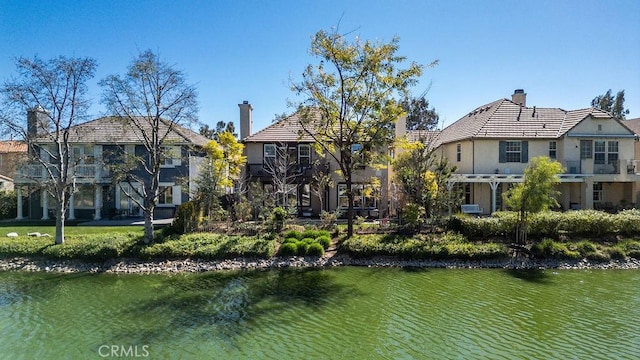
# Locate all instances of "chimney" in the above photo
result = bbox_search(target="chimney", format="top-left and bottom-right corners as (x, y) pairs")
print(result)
(512, 89), (526, 107)
(238, 100), (253, 140)
(27, 106), (50, 139)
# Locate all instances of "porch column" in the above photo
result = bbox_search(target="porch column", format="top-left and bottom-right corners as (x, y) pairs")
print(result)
(94, 186), (102, 220)
(584, 179), (594, 210)
(68, 192), (76, 220)
(41, 190), (49, 220)
(16, 186), (23, 220)
(489, 181), (499, 214)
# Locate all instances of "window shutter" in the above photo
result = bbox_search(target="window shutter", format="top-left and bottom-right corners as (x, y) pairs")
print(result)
(499, 141), (506, 163)
(521, 141), (529, 163)
(173, 146), (182, 166)
(172, 185), (182, 205)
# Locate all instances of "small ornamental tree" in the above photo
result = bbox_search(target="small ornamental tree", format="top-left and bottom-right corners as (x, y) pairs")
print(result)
(503, 156), (564, 243)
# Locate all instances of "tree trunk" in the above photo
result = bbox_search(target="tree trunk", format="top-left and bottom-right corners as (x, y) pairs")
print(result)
(143, 199), (155, 243)
(346, 176), (354, 238)
(55, 206), (65, 245)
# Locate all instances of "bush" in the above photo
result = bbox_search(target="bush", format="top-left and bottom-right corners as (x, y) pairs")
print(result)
(279, 242), (298, 256)
(306, 243), (325, 256)
(316, 235), (332, 249)
(530, 238), (580, 259)
(0, 191), (17, 220)
(301, 237), (315, 244)
(283, 230), (302, 240)
(167, 200), (203, 235)
(575, 241), (597, 256)
(606, 246), (626, 260)
(297, 242), (310, 256)
(283, 237), (299, 244)
(269, 207), (288, 232)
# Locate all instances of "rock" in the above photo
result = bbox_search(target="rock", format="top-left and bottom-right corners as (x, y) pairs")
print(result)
(41, 233), (51, 237)
(6, 232), (18, 237)
(27, 232), (41, 237)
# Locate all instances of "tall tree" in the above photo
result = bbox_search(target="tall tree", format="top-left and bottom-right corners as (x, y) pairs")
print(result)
(401, 96), (439, 130)
(591, 89), (630, 120)
(199, 121), (237, 140)
(100, 50), (198, 243)
(262, 142), (299, 210)
(503, 156), (564, 244)
(292, 29), (423, 237)
(0, 56), (97, 244)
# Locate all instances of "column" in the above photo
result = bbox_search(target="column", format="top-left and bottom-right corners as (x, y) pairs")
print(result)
(41, 190), (49, 220)
(446, 181), (455, 216)
(585, 179), (594, 210)
(68, 192), (76, 220)
(16, 186), (23, 220)
(94, 186), (102, 220)
(489, 181), (499, 214)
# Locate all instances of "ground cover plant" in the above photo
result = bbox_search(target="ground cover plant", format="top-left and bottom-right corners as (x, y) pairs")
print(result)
(278, 229), (332, 256)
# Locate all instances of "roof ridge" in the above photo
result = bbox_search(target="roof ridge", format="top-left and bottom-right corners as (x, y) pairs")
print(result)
(242, 113), (297, 141)
(470, 98), (507, 137)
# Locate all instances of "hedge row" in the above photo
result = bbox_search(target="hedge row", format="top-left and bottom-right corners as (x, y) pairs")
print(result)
(448, 209), (640, 240)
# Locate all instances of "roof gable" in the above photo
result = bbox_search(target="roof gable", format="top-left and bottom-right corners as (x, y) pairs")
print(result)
(243, 111), (316, 143)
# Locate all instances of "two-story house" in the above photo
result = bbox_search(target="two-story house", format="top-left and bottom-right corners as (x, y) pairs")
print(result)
(15, 109), (208, 220)
(435, 89), (640, 214)
(0, 140), (27, 191)
(239, 101), (392, 218)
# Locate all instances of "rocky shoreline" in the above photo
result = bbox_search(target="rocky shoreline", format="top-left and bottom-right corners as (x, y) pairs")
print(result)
(1, 254), (639, 273)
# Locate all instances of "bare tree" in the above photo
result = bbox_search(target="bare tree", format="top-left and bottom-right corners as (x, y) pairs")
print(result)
(262, 142), (299, 210)
(0, 56), (97, 244)
(100, 50), (198, 243)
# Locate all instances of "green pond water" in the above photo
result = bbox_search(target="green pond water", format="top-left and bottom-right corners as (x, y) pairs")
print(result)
(0, 267), (639, 359)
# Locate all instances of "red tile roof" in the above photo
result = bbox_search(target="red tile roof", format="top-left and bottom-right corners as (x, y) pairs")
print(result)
(0, 141), (27, 153)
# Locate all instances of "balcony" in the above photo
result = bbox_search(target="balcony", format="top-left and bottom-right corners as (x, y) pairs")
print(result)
(16, 163), (110, 182)
(246, 162), (329, 179)
(564, 159), (639, 175)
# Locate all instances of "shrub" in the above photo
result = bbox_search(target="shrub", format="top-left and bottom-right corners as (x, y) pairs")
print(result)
(575, 241), (597, 256)
(269, 207), (288, 232)
(307, 243), (325, 256)
(301, 237), (315, 245)
(297, 242), (310, 256)
(530, 238), (580, 259)
(316, 235), (332, 249)
(283, 230), (302, 240)
(0, 190), (17, 219)
(620, 240), (640, 259)
(606, 246), (626, 260)
(279, 242), (298, 256)
(283, 237), (299, 244)
(167, 200), (203, 235)
(402, 203), (424, 233)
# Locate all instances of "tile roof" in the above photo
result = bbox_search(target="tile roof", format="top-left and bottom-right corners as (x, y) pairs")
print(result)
(0, 141), (27, 153)
(435, 98), (621, 146)
(406, 130), (440, 144)
(623, 118), (640, 135)
(35, 116), (209, 146)
(243, 111), (317, 143)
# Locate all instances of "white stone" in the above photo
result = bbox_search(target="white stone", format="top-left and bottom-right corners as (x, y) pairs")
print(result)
(27, 232), (41, 237)
(6, 232), (18, 237)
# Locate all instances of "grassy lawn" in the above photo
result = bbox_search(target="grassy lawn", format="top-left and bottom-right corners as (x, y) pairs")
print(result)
(0, 221), (143, 237)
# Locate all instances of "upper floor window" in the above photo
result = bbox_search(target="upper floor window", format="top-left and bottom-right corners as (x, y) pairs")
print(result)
(298, 144), (310, 165)
(580, 140), (592, 159)
(549, 141), (557, 159)
(161, 146), (181, 167)
(264, 144), (276, 161)
(72, 145), (94, 164)
(499, 140), (528, 163)
(456, 143), (461, 162)
(607, 141), (619, 165)
(594, 140), (606, 165)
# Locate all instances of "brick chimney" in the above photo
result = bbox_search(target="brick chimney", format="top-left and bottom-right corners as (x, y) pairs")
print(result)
(238, 100), (253, 140)
(27, 106), (50, 139)
(512, 89), (526, 107)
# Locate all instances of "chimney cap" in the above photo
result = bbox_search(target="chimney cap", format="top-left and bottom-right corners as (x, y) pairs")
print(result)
(242, 100), (249, 104)
(514, 89), (525, 94)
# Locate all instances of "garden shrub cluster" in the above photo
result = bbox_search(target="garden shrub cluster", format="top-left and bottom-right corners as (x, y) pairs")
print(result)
(341, 232), (509, 260)
(278, 229), (332, 257)
(449, 210), (640, 240)
(529, 238), (640, 261)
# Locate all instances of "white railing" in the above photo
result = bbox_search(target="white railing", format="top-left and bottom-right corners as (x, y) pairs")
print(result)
(75, 164), (96, 178)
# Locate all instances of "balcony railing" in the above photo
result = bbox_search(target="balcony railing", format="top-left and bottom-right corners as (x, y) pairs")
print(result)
(564, 159), (638, 175)
(16, 163), (110, 181)
(246, 163), (329, 179)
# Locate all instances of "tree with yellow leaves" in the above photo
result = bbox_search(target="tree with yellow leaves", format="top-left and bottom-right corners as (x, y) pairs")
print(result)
(196, 131), (246, 220)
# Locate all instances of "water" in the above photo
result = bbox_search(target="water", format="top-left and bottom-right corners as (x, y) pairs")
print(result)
(0, 268), (638, 359)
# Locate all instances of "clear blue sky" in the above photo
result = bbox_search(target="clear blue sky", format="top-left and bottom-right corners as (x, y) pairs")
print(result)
(1, 0), (639, 134)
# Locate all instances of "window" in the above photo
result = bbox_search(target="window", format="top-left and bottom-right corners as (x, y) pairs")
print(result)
(456, 143), (461, 162)
(499, 140), (528, 163)
(263, 144), (276, 160)
(338, 183), (378, 209)
(593, 182), (603, 203)
(158, 186), (173, 205)
(118, 183), (142, 214)
(594, 140), (606, 165)
(72, 145), (94, 164)
(298, 144), (311, 165)
(505, 141), (522, 163)
(161, 146), (181, 167)
(74, 186), (94, 209)
(464, 183), (471, 204)
(299, 183), (311, 207)
(607, 141), (619, 165)
(549, 141), (557, 159)
(580, 140), (592, 159)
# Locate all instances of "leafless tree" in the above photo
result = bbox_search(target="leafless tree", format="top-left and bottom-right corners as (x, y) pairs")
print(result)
(262, 142), (299, 210)
(0, 56), (97, 244)
(100, 50), (198, 243)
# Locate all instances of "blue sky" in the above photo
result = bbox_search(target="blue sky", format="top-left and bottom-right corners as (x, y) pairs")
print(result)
(1, 0), (639, 134)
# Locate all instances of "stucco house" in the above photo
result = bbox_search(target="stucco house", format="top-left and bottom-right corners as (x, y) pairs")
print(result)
(435, 89), (640, 214)
(239, 101), (395, 218)
(15, 109), (208, 220)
